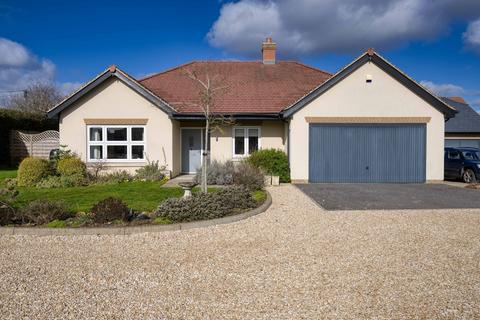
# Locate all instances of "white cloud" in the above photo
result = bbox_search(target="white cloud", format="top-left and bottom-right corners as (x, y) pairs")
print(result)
(464, 18), (480, 51)
(0, 37), (80, 99)
(208, 0), (480, 57)
(420, 80), (466, 97)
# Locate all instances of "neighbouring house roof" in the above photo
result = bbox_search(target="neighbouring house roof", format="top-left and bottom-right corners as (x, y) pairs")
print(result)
(47, 66), (174, 118)
(282, 49), (457, 119)
(442, 97), (480, 133)
(139, 61), (331, 115)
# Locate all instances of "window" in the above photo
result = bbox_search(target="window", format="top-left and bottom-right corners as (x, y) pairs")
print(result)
(233, 127), (261, 156)
(87, 125), (146, 162)
(448, 150), (460, 160)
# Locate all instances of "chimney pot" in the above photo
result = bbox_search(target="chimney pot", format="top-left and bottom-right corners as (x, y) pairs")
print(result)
(262, 37), (276, 64)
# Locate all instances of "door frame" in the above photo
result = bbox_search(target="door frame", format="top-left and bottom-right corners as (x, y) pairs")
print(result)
(180, 127), (204, 174)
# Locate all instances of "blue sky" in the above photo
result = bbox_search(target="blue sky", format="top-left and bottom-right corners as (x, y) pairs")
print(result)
(1, 0), (480, 109)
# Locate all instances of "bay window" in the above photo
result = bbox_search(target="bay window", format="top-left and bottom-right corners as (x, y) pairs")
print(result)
(233, 127), (261, 156)
(87, 125), (146, 162)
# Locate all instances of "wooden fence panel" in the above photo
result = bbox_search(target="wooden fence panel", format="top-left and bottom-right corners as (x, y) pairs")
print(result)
(9, 130), (60, 164)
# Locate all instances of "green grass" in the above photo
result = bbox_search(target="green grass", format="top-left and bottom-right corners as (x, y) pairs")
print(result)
(153, 216), (172, 224)
(12, 181), (185, 213)
(0, 168), (17, 181)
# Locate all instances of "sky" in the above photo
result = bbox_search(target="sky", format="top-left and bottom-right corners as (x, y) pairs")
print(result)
(1, 0), (480, 109)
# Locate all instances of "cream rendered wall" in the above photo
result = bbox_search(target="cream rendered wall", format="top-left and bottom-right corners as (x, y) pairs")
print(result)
(208, 120), (286, 162)
(289, 62), (445, 182)
(59, 78), (174, 173)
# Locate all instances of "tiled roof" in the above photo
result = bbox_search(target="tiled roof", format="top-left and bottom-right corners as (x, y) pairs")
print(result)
(139, 61), (331, 114)
(442, 97), (480, 133)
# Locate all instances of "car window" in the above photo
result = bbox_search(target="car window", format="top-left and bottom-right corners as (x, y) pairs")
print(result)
(463, 152), (475, 160)
(448, 151), (460, 160)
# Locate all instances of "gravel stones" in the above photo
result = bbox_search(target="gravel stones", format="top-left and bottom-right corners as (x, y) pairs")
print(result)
(0, 185), (479, 319)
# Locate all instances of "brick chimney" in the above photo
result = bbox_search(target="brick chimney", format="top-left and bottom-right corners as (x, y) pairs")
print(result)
(262, 37), (276, 64)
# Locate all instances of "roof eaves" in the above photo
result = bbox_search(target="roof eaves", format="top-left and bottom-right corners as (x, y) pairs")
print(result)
(47, 66), (175, 118)
(281, 50), (457, 119)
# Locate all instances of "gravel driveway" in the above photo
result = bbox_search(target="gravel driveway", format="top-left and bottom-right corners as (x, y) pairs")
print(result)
(1, 185), (479, 319)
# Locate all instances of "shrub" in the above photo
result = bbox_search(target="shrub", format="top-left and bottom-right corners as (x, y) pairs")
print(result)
(233, 161), (265, 191)
(135, 160), (166, 181)
(248, 149), (290, 183)
(95, 170), (134, 184)
(90, 197), (130, 223)
(57, 156), (86, 177)
(156, 185), (255, 222)
(17, 157), (52, 186)
(20, 200), (71, 225)
(0, 201), (16, 226)
(252, 190), (267, 203)
(195, 160), (234, 185)
(46, 219), (67, 228)
(36, 174), (87, 188)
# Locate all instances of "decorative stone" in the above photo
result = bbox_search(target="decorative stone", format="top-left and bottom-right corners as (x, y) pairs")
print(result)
(179, 182), (198, 198)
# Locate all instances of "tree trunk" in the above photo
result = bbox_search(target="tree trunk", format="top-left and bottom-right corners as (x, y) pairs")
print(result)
(202, 120), (209, 193)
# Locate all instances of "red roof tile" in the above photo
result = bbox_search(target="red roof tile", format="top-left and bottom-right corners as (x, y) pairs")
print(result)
(139, 61), (331, 114)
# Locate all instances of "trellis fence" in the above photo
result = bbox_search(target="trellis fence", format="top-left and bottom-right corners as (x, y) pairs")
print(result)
(9, 130), (60, 164)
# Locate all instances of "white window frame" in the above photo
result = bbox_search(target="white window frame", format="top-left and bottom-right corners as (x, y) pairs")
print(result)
(232, 126), (261, 157)
(87, 125), (147, 162)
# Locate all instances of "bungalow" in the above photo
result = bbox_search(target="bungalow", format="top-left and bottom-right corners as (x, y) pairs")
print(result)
(47, 38), (457, 183)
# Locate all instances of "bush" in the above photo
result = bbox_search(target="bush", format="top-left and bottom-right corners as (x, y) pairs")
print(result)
(135, 160), (166, 181)
(156, 185), (255, 222)
(90, 197), (130, 223)
(233, 161), (265, 191)
(36, 174), (87, 188)
(248, 149), (290, 183)
(57, 156), (86, 177)
(17, 157), (52, 186)
(195, 160), (235, 185)
(95, 170), (134, 184)
(0, 202), (16, 226)
(20, 200), (71, 225)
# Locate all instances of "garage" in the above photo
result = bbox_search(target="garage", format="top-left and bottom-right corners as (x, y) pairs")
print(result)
(308, 124), (426, 183)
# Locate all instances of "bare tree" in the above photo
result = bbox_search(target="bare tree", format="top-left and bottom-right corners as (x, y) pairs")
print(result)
(6, 82), (63, 114)
(185, 68), (232, 193)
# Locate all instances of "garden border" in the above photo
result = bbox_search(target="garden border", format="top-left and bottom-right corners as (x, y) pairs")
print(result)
(0, 191), (272, 236)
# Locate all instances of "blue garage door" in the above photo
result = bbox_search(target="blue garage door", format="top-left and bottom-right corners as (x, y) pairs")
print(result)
(309, 124), (426, 183)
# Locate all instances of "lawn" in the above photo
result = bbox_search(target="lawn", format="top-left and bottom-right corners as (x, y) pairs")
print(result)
(11, 181), (185, 212)
(0, 168), (17, 181)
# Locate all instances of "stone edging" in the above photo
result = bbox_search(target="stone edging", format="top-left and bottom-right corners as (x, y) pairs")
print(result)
(0, 191), (272, 236)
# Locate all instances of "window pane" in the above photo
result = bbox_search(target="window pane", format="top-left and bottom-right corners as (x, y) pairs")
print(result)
(235, 137), (245, 155)
(107, 127), (127, 141)
(132, 128), (144, 141)
(131, 145), (144, 159)
(248, 128), (258, 137)
(235, 128), (245, 137)
(89, 128), (102, 141)
(90, 146), (103, 159)
(107, 145), (127, 159)
(248, 136), (258, 154)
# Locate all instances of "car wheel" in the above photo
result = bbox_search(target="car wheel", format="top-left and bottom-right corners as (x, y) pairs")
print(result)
(462, 169), (477, 184)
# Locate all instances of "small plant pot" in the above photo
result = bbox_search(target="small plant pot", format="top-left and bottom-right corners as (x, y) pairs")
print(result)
(271, 175), (280, 186)
(264, 175), (272, 186)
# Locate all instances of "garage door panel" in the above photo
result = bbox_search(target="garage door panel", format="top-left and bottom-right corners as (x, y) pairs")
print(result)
(309, 124), (426, 183)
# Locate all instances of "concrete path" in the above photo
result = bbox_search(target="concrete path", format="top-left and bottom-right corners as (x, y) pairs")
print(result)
(1, 185), (479, 319)
(163, 174), (195, 187)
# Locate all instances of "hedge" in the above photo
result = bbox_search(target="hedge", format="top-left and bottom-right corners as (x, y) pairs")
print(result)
(0, 109), (58, 166)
